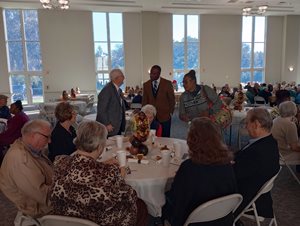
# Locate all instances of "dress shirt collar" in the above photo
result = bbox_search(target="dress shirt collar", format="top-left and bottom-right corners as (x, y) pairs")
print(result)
(152, 77), (161, 86)
(112, 82), (120, 91)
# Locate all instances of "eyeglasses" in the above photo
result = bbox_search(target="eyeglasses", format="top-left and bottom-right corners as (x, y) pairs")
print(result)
(36, 132), (51, 140)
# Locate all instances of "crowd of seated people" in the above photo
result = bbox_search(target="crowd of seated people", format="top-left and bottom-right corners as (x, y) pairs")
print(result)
(1, 77), (300, 225)
(61, 87), (81, 101)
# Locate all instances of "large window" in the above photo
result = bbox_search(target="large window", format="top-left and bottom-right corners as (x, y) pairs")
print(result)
(4, 9), (44, 104)
(93, 12), (124, 91)
(173, 15), (199, 91)
(241, 16), (266, 85)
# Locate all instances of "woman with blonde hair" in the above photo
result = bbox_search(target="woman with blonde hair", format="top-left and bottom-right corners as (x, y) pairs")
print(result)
(162, 117), (237, 226)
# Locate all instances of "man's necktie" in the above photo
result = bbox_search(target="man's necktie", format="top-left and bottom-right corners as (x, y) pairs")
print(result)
(153, 80), (158, 95)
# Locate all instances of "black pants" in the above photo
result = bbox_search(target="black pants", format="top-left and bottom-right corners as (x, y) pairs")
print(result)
(160, 118), (172, 137)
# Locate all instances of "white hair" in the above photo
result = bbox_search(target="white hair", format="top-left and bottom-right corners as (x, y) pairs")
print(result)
(141, 104), (157, 117)
(279, 101), (297, 118)
(109, 69), (124, 81)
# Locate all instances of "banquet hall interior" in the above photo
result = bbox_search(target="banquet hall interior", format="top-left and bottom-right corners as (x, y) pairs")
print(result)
(0, 0), (300, 225)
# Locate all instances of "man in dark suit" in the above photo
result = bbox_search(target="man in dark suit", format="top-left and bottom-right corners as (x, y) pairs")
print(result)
(234, 108), (280, 225)
(142, 65), (175, 137)
(96, 69), (126, 137)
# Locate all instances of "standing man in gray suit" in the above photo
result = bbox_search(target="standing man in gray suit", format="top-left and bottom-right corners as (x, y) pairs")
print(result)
(96, 69), (126, 137)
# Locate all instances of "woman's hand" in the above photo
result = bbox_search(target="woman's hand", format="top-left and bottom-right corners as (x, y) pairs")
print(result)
(120, 166), (126, 178)
(103, 157), (118, 165)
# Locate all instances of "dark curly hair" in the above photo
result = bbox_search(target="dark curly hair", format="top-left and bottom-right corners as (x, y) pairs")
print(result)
(55, 102), (74, 123)
(187, 117), (232, 165)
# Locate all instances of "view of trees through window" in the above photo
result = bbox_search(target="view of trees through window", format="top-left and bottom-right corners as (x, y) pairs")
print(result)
(173, 15), (199, 91)
(93, 12), (124, 91)
(241, 16), (266, 85)
(4, 9), (44, 104)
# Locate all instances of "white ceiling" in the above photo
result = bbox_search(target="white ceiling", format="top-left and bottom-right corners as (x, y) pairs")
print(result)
(0, 0), (299, 16)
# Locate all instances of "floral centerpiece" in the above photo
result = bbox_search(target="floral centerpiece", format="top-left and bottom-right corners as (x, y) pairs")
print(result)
(127, 111), (150, 156)
(234, 90), (246, 111)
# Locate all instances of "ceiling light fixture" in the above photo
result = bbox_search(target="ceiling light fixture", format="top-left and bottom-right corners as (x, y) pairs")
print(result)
(40, 0), (70, 10)
(242, 5), (268, 16)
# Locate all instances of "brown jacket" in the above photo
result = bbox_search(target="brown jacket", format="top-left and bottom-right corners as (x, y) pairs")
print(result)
(142, 77), (175, 122)
(0, 139), (53, 217)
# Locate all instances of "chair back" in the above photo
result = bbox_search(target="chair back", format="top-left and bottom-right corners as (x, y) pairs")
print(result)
(38, 215), (99, 226)
(184, 193), (243, 226)
(234, 167), (282, 222)
(254, 96), (266, 106)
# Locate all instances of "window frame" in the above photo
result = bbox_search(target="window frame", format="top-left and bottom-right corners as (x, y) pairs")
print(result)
(93, 12), (124, 92)
(3, 9), (44, 105)
(241, 16), (266, 85)
(172, 14), (200, 92)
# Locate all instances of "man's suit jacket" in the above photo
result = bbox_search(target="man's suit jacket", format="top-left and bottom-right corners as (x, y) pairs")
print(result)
(233, 134), (280, 218)
(96, 82), (125, 136)
(142, 77), (175, 122)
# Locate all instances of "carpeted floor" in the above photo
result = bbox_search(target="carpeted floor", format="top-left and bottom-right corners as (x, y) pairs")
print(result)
(1, 109), (300, 226)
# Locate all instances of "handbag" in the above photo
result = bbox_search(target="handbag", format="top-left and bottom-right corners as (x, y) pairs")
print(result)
(202, 86), (232, 129)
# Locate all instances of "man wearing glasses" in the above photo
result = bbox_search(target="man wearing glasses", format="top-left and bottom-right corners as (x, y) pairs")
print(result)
(0, 119), (53, 224)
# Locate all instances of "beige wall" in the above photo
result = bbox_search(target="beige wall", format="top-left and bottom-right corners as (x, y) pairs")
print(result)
(200, 15), (242, 87)
(265, 16), (283, 84)
(38, 10), (96, 101)
(0, 8), (10, 97)
(282, 15), (300, 83)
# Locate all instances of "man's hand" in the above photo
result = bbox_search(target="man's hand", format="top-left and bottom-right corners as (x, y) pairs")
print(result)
(106, 124), (114, 132)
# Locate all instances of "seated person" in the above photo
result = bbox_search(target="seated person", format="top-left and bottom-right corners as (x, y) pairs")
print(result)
(162, 117), (237, 226)
(141, 104), (162, 137)
(48, 102), (77, 162)
(0, 120), (53, 224)
(234, 108), (280, 223)
(0, 94), (11, 119)
(50, 121), (147, 226)
(271, 101), (300, 171)
(70, 88), (76, 99)
(61, 90), (69, 101)
(218, 86), (231, 97)
(258, 87), (272, 104)
(0, 100), (29, 163)
(132, 90), (143, 104)
(75, 86), (80, 94)
(127, 88), (135, 99)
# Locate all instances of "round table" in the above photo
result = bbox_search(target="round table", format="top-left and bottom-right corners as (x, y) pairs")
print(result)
(101, 136), (188, 217)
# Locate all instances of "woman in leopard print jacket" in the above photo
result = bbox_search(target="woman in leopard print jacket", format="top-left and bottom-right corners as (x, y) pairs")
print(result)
(50, 121), (138, 226)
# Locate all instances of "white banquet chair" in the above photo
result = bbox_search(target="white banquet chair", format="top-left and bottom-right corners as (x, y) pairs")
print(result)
(38, 215), (99, 226)
(234, 167), (281, 226)
(179, 194), (243, 226)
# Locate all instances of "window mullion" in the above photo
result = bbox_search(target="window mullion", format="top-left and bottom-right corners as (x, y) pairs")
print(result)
(184, 15), (188, 72)
(106, 13), (111, 71)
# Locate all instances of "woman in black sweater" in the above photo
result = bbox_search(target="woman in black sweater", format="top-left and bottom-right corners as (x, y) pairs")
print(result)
(162, 117), (237, 226)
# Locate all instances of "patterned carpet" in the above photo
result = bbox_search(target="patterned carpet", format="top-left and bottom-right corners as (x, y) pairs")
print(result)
(1, 110), (300, 226)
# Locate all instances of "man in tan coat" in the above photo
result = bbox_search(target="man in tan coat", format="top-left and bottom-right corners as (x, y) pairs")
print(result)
(0, 119), (53, 224)
(142, 65), (175, 137)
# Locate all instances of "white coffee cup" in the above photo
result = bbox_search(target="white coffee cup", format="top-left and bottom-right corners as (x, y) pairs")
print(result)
(116, 135), (123, 148)
(161, 150), (171, 167)
(150, 129), (156, 144)
(173, 142), (182, 158)
(116, 150), (127, 167)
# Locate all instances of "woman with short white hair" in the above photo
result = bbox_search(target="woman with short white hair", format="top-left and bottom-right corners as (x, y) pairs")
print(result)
(141, 104), (162, 137)
(272, 101), (300, 156)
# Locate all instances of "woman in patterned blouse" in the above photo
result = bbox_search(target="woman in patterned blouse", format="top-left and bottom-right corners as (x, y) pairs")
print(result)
(50, 121), (139, 226)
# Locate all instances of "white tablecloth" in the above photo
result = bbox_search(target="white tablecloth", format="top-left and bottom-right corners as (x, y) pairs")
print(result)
(41, 100), (87, 115)
(101, 137), (188, 217)
(83, 110), (134, 122)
